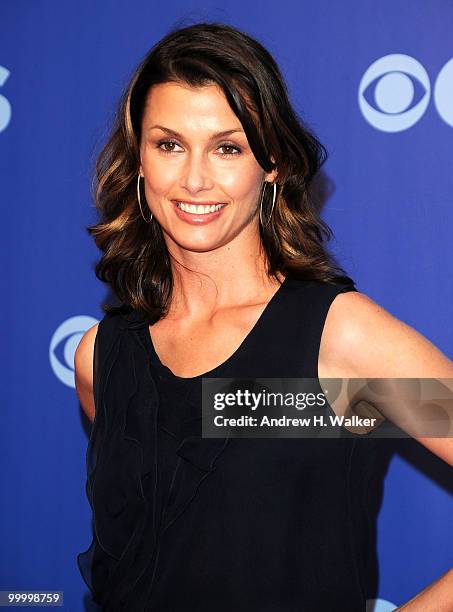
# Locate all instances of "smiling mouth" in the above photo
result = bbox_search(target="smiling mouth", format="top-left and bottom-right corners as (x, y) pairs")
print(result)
(172, 200), (227, 215)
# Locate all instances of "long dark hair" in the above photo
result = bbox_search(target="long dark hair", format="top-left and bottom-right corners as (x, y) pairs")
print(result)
(88, 22), (352, 322)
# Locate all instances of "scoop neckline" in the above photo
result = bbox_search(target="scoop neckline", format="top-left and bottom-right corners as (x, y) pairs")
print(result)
(143, 274), (289, 381)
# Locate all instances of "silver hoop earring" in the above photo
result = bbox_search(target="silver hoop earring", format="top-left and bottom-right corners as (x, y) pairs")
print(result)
(259, 181), (277, 227)
(137, 174), (153, 223)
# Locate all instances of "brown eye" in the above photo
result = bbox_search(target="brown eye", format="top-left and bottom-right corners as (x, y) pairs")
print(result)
(157, 140), (181, 153)
(218, 144), (241, 156)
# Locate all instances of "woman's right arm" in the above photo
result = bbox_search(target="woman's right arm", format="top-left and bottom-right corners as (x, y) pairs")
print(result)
(74, 323), (99, 424)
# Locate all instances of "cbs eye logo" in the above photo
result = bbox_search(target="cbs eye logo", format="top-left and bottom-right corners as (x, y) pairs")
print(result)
(49, 315), (98, 388)
(365, 598), (397, 612)
(0, 65), (11, 133)
(359, 53), (453, 132)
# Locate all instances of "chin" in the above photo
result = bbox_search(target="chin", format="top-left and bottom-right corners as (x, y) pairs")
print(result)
(179, 240), (224, 254)
(170, 231), (227, 254)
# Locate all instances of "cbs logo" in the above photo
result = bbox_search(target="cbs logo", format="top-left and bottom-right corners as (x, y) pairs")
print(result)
(359, 53), (453, 132)
(0, 66), (11, 133)
(49, 315), (98, 388)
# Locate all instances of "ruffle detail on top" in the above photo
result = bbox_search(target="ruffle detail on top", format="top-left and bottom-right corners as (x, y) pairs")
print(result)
(77, 306), (230, 609)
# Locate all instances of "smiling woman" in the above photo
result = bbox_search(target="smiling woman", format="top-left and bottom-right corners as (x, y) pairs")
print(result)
(75, 21), (453, 612)
(86, 21), (348, 322)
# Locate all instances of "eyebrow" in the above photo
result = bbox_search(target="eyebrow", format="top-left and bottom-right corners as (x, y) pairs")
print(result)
(147, 125), (245, 139)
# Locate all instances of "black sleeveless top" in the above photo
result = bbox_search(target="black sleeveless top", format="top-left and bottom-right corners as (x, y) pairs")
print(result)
(77, 273), (382, 611)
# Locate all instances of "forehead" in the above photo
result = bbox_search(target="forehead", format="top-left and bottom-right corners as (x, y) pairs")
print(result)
(142, 82), (243, 132)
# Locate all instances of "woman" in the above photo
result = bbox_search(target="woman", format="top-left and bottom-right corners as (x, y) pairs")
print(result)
(75, 23), (453, 611)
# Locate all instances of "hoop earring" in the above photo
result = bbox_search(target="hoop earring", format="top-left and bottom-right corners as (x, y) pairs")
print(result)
(137, 174), (153, 223)
(259, 181), (277, 227)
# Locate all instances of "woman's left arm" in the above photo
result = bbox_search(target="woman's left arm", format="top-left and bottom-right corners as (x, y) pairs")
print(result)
(395, 566), (453, 611)
(326, 292), (453, 612)
(326, 291), (453, 465)
(325, 291), (453, 610)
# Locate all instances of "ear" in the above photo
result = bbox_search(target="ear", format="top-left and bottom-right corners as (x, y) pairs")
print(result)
(264, 156), (278, 183)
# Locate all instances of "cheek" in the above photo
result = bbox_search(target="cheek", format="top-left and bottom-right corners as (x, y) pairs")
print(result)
(143, 159), (178, 196)
(217, 163), (263, 200)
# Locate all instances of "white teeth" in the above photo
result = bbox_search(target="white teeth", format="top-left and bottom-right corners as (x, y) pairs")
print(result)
(176, 202), (224, 214)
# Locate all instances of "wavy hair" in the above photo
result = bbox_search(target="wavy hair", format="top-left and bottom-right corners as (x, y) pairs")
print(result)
(88, 22), (352, 321)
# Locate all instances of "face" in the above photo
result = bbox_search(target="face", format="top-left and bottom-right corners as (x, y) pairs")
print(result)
(139, 82), (276, 253)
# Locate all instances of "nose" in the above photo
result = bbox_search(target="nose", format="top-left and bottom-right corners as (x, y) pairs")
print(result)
(179, 150), (214, 194)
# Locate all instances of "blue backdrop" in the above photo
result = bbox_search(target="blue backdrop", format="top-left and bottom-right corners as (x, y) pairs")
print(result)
(2, 1), (452, 610)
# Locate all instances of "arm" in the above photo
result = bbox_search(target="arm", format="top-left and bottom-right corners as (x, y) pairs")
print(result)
(74, 322), (99, 423)
(396, 566), (453, 611)
(321, 291), (453, 608)
(323, 291), (453, 464)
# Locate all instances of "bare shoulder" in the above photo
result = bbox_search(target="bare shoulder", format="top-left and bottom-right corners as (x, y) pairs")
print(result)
(320, 290), (453, 378)
(74, 322), (99, 423)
